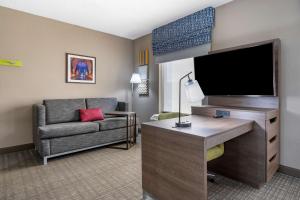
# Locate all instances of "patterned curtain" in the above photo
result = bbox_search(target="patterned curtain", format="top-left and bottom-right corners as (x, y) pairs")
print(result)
(152, 7), (215, 56)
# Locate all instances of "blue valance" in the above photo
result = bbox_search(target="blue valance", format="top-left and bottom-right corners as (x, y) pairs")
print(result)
(152, 7), (215, 56)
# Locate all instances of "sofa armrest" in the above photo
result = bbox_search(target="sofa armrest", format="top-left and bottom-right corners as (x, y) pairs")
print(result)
(116, 101), (128, 111)
(33, 104), (46, 127)
(32, 104), (46, 150)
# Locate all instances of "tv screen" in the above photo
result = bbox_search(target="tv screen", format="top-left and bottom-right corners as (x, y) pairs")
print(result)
(194, 43), (276, 96)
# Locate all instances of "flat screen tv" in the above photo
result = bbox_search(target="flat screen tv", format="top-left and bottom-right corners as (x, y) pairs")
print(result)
(194, 41), (278, 96)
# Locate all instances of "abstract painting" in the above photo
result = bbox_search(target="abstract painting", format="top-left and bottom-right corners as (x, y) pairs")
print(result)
(66, 53), (96, 84)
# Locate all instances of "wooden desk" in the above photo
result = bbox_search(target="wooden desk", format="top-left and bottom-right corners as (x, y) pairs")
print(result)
(142, 115), (253, 200)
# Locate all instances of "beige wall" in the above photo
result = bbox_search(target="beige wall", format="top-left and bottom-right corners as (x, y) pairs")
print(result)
(0, 6), (133, 148)
(133, 35), (159, 123)
(213, 0), (300, 169)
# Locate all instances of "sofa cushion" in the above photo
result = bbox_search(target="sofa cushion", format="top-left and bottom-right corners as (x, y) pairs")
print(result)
(39, 122), (99, 139)
(86, 98), (118, 114)
(49, 128), (127, 155)
(94, 117), (127, 131)
(44, 99), (86, 124)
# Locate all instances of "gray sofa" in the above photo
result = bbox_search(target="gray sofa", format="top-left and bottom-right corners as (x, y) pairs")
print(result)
(33, 98), (129, 165)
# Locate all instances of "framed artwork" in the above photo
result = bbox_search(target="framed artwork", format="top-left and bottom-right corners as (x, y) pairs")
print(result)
(136, 65), (149, 96)
(137, 65), (148, 79)
(66, 53), (96, 84)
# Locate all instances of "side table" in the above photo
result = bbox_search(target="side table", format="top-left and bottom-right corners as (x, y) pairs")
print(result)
(105, 111), (136, 149)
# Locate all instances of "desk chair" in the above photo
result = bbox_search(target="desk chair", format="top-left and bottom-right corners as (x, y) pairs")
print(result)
(157, 112), (225, 182)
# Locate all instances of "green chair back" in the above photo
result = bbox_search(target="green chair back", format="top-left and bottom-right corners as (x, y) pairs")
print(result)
(158, 112), (189, 120)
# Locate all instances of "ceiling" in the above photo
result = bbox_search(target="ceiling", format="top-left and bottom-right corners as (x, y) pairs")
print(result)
(0, 0), (232, 39)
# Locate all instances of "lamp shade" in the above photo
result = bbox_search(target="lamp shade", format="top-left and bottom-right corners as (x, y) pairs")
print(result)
(130, 73), (142, 84)
(184, 79), (205, 102)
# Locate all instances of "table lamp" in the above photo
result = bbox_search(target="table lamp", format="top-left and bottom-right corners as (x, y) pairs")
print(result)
(176, 71), (205, 128)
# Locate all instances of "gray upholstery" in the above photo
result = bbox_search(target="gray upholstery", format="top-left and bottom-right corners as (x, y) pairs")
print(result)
(39, 122), (99, 139)
(44, 99), (86, 124)
(40, 140), (50, 157)
(33, 98), (132, 163)
(116, 102), (127, 112)
(32, 104), (46, 154)
(33, 104), (46, 127)
(94, 117), (127, 131)
(50, 128), (127, 155)
(86, 98), (118, 113)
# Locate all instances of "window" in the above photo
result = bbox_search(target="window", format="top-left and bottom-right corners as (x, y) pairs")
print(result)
(159, 58), (202, 114)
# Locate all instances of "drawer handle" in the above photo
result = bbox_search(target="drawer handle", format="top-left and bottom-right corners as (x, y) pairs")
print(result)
(269, 154), (277, 163)
(269, 117), (277, 124)
(269, 135), (277, 143)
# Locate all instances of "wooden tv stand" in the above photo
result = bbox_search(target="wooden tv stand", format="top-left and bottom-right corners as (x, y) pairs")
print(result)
(192, 104), (280, 188)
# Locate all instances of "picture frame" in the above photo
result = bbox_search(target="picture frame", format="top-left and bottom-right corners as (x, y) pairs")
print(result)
(137, 65), (148, 80)
(66, 53), (96, 84)
(136, 65), (149, 96)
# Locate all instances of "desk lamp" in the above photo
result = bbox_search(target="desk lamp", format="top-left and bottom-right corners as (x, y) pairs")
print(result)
(176, 72), (205, 127)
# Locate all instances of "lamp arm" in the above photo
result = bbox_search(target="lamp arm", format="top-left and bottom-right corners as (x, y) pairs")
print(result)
(179, 72), (192, 82)
(178, 72), (192, 125)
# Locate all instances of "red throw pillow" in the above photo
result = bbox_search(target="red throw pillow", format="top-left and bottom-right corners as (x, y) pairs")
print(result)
(80, 108), (104, 122)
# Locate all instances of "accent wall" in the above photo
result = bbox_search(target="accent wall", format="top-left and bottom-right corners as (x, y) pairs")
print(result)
(0, 6), (133, 148)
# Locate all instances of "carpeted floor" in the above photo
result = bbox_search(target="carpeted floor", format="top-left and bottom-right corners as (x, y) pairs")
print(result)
(1, 142), (300, 200)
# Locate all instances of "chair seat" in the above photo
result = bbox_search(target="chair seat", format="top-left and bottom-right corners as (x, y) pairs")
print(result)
(39, 122), (99, 139)
(94, 117), (127, 131)
(207, 144), (224, 162)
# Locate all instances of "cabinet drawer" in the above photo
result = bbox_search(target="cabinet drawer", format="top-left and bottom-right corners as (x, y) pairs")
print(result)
(267, 134), (279, 160)
(267, 152), (279, 181)
(266, 116), (279, 140)
(266, 127), (279, 182)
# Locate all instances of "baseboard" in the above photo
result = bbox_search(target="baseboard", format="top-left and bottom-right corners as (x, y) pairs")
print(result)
(0, 143), (34, 154)
(279, 165), (300, 178)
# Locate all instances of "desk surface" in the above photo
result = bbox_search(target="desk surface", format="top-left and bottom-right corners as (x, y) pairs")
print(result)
(143, 115), (253, 148)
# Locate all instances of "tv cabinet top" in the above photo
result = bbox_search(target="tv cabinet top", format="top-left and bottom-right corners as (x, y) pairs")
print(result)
(197, 105), (278, 113)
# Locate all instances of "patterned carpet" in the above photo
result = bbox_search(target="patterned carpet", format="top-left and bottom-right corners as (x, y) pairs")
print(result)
(0, 142), (300, 200)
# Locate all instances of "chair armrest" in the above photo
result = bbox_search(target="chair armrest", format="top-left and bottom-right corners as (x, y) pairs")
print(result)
(116, 101), (128, 111)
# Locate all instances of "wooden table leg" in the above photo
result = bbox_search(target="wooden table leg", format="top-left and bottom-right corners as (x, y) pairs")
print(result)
(142, 124), (207, 200)
(126, 115), (128, 149)
(134, 113), (137, 144)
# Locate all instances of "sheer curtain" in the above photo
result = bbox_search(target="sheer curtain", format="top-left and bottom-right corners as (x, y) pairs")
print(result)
(159, 58), (202, 114)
